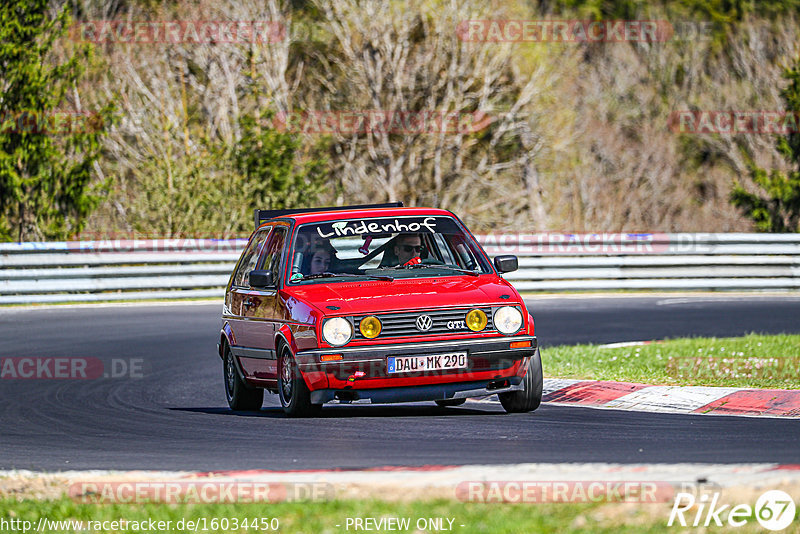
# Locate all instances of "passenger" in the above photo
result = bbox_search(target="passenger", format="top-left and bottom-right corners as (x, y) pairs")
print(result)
(302, 243), (334, 275)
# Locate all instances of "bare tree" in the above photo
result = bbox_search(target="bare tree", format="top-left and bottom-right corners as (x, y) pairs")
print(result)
(87, 0), (302, 235)
(306, 0), (568, 230)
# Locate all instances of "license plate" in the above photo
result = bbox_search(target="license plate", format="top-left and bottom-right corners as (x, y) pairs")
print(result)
(387, 353), (467, 373)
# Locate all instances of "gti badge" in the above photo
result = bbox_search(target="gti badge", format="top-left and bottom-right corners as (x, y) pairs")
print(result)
(416, 315), (433, 331)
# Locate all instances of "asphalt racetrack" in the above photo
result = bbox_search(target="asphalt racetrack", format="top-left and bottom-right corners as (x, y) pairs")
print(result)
(1, 295), (799, 471)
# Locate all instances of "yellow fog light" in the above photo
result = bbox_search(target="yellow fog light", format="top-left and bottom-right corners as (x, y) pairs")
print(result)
(359, 316), (382, 338)
(466, 309), (488, 332)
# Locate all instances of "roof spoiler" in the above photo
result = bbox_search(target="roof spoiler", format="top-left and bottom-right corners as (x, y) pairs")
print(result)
(254, 202), (404, 229)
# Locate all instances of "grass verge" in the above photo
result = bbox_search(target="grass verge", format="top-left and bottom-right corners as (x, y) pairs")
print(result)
(543, 333), (800, 389)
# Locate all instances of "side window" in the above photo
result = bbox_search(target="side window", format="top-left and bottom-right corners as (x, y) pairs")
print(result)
(256, 226), (288, 286)
(432, 234), (458, 265)
(233, 228), (271, 287)
(450, 235), (478, 270)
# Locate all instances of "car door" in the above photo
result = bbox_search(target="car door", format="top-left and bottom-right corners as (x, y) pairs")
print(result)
(226, 226), (271, 373)
(236, 224), (289, 383)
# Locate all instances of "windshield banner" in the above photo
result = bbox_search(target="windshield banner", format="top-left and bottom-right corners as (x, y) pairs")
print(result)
(313, 216), (458, 239)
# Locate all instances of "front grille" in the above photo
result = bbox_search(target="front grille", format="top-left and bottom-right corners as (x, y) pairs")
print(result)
(352, 307), (495, 339)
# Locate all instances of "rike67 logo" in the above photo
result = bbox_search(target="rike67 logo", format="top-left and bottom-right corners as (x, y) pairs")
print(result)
(669, 490), (796, 531)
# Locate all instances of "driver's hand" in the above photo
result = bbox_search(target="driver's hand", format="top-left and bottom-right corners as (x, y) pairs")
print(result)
(401, 256), (422, 267)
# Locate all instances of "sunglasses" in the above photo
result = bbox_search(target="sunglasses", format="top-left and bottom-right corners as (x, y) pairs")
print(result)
(401, 245), (423, 253)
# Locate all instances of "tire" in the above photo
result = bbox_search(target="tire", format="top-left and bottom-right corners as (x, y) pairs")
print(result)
(278, 346), (321, 417)
(223, 344), (263, 411)
(435, 398), (467, 407)
(499, 347), (543, 413)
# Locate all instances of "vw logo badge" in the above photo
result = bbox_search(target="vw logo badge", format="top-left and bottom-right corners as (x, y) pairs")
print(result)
(416, 315), (433, 331)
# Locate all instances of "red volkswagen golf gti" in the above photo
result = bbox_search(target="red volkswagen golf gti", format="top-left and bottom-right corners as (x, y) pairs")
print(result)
(218, 203), (542, 416)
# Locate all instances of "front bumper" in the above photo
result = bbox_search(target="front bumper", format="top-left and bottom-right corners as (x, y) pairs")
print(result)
(310, 377), (525, 404)
(295, 335), (537, 402)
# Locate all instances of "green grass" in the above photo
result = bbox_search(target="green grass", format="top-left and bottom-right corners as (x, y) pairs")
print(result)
(0, 497), (677, 533)
(543, 334), (800, 389)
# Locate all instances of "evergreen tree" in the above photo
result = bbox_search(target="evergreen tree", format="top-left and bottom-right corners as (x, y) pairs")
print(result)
(0, 0), (112, 241)
(731, 56), (800, 232)
(234, 111), (326, 212)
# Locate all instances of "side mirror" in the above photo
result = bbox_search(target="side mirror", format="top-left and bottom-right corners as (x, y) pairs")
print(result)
(249, 270), (275, 288)
(494, 255), (518, 274)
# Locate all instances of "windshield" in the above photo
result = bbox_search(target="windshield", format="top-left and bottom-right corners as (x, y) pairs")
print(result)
(286, 215), (492, 284)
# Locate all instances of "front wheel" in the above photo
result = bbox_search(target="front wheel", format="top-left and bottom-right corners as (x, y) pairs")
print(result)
(499, 347), (543, 413)
(223, 345), (263, 411)
(278, 347), (321, 417)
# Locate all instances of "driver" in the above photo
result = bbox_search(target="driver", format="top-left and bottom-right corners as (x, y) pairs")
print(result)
(393, 233), (424, 266)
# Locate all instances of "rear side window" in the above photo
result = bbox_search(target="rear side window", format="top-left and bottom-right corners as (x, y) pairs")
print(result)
(257, 226), (288, 285)
(233, 227), (271, 287)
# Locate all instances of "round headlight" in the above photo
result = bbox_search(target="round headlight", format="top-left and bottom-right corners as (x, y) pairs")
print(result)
(359, 316), (382, 339)
(322, 317), (353, 346)
(494, 306), (523, 334)
(465, 309), (488, 332)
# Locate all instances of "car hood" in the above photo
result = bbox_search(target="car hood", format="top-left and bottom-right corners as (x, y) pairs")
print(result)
(288, 275), (519, 316)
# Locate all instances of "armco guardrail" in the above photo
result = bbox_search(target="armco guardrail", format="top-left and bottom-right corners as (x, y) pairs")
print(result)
(0, 238), (246, 304)
(1, 233), (799, 304)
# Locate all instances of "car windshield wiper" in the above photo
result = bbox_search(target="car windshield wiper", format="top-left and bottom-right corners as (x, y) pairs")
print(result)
(296, 272), (394, 282)
(397, 264), (480, 277)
